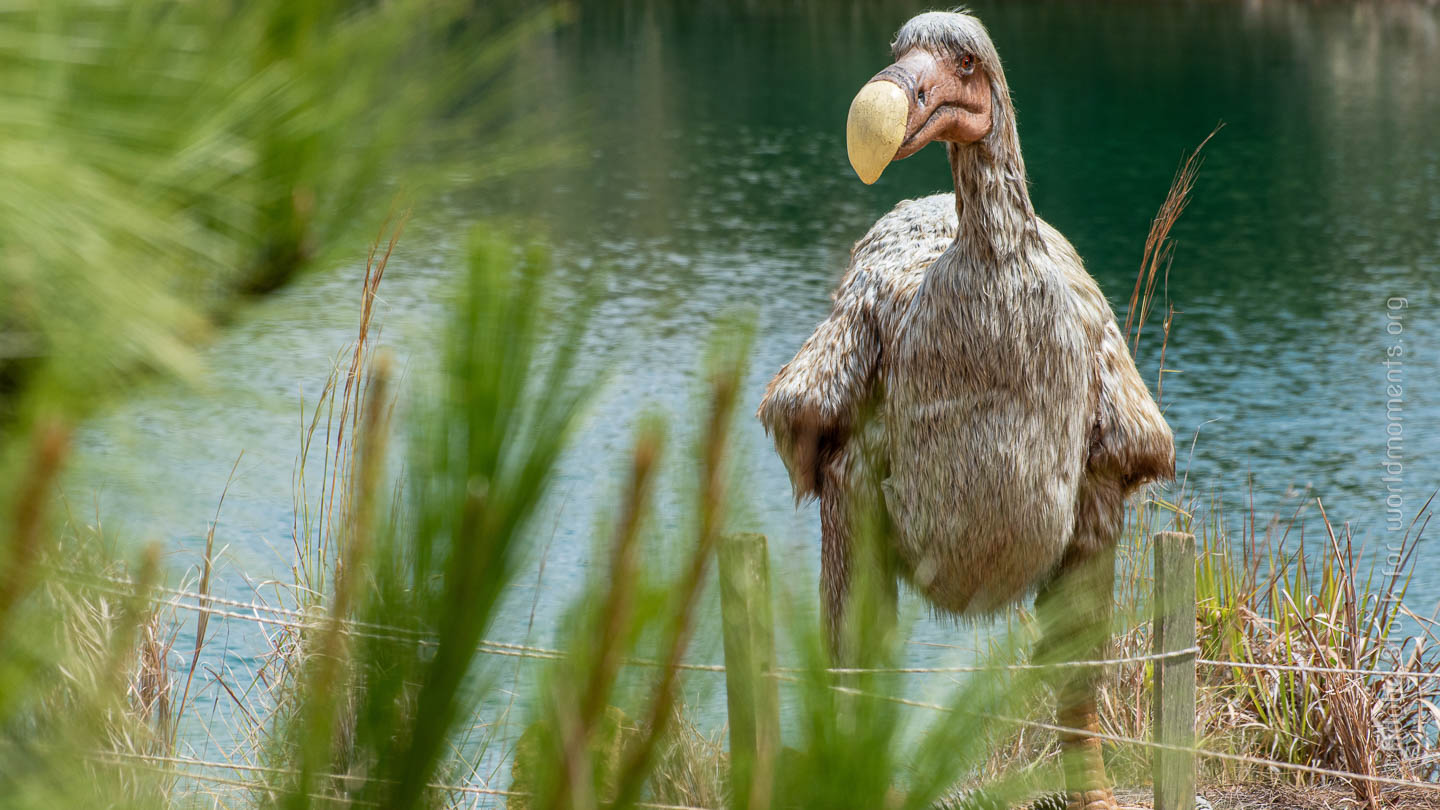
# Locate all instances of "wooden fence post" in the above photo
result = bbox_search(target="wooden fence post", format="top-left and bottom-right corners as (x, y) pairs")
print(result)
(1152, 531), (1197, 810)
(718, 533), (779, 810)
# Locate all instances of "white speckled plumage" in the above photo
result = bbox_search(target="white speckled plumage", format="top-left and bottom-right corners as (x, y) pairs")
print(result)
(757, 12), (1174, 628)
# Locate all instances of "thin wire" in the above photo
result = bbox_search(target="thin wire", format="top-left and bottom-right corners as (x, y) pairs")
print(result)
(50, 572), (1202, 675)
(91, 754), (377, 806)
(78, 572), (1437, 679)
(1197, 657), (1440, 682)
(52, 573), (543, 658)
(809, 647), (1200, 674)
(52, 569), (427, 637)
(96, 750), (715, 810)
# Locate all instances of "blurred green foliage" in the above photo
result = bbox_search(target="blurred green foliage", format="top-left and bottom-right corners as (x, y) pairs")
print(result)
(0, 0), (566, 429)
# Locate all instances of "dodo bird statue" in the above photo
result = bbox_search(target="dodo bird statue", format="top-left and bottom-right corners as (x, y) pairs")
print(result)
(757, 11), (1175, 810)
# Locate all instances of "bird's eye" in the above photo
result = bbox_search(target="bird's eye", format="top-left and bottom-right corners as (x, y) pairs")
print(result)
(959, 54), (976, 74)
(917, 88), (927, 105)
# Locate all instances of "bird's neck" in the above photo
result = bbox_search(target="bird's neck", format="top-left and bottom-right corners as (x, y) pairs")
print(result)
(945, 138), (1037, 266)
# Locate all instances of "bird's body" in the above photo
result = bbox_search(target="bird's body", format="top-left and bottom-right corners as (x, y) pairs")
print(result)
(757, 12), (1175, 809)
(760, 188), (1172, 617)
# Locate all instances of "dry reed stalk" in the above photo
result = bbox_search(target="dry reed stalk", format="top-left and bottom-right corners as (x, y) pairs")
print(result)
(165, 216), (408, 798)
(291, 349), (392, 801)
(171, 451), (242, 744)
(649, 708), (728, 809)
(1125, 124), (1221, 363)
(323, 211), (409, 570)
(1155, 303), (1176, 404)
(258, 216), (410, 804)
(133, 600), (176, 749)
(289, 213), (405, 602)
(293, 372), (339, 592)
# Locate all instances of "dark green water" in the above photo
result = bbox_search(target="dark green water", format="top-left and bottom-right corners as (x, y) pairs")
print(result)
(75, 0), (1440, 747)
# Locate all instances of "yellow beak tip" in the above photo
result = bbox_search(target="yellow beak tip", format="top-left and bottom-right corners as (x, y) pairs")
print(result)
(846, 81), (908, 186)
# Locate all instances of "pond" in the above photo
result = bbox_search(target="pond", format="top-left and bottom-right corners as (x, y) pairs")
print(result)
(73, 0), (1440, 752)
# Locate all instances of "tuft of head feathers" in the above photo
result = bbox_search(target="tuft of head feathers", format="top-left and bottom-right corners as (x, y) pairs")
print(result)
(893, 11), (1034, 260)
(890, 10), (992, 65)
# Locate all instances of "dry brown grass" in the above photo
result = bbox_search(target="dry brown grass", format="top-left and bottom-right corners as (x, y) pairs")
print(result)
(650, 711), (729, 809)
(1118, 781), (1440, 810)
(1089, 498), (1440, 806)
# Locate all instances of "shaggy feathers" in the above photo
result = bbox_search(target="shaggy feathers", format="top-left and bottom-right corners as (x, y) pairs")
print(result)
(756, 11), (1173, 621)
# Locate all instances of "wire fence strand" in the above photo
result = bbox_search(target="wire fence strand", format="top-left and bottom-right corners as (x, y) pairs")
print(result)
(93, 750), (716, 810)
(58, 570), (1440, 681)
(49, 570), (1200, 675)
(1196, 657), (1440, 681)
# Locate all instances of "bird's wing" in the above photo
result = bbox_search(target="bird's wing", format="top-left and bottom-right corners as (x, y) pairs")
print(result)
(758, 194), (954, 501)
(757, 263), (881, 500)
(1045, 221), (1175, 490)
(1090, 317), (1175, 488)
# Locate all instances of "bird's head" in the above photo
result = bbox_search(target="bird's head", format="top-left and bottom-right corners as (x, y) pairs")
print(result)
(846, 11), (1011, 185)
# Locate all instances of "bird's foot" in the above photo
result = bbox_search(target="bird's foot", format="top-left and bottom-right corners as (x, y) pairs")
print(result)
(1063, 788), (1117, 810)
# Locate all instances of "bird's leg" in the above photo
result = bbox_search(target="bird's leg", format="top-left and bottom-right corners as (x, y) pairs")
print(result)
(820, 449), (896, 665)
(819, 484), (853, 659)
(1035, 544), (1118, 810)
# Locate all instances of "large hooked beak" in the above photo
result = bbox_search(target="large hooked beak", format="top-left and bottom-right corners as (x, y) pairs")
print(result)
(845, 49), (991, 185)
(846, 79), (909, 185)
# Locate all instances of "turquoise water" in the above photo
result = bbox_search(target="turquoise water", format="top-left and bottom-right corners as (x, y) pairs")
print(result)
(74, 0), (1440, 751)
